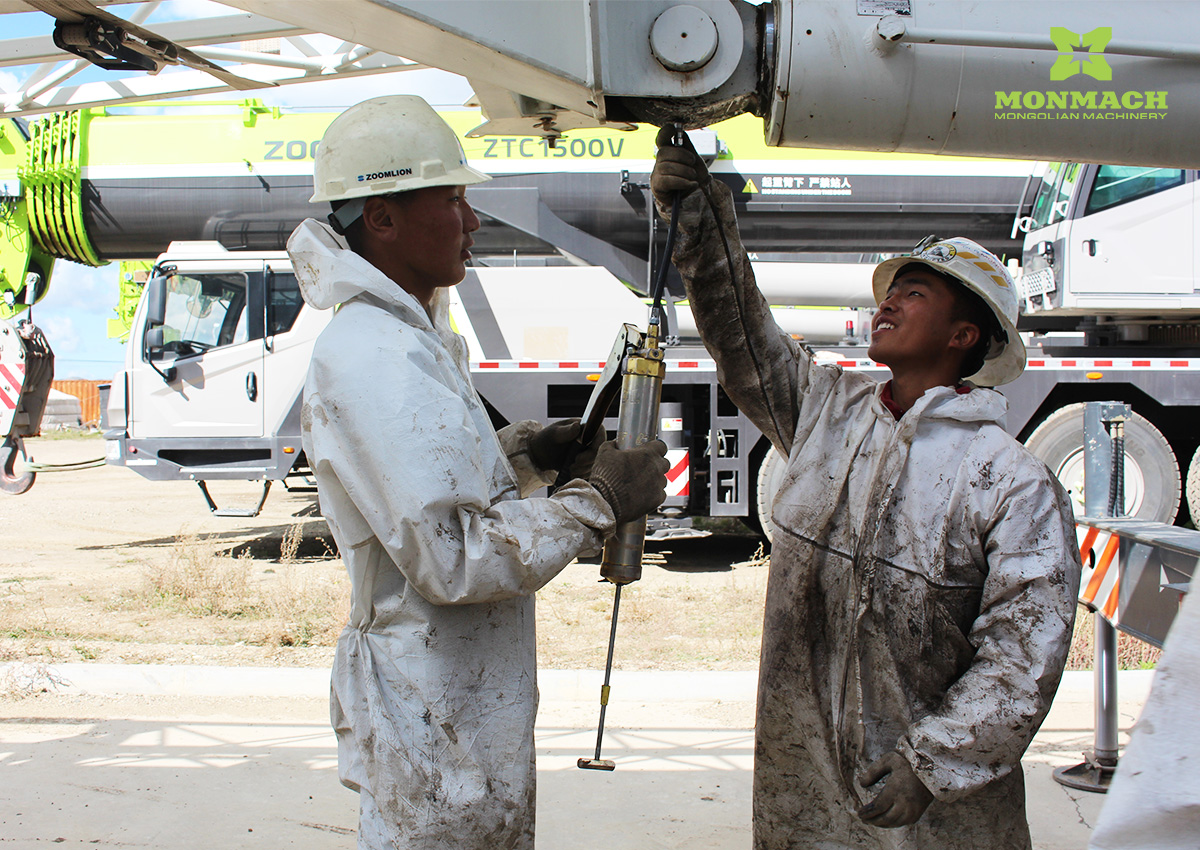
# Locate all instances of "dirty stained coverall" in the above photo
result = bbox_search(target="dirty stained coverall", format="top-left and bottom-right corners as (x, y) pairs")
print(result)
(659, 181), (1081, 849)
(289, 218), (615, 849)
(1089, 581), (1200, 850)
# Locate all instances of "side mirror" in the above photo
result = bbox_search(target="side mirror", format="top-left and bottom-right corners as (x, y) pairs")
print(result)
(143, 321), (177, 383)
(145, 275), (168, 327)
(145, 326), (165, 352)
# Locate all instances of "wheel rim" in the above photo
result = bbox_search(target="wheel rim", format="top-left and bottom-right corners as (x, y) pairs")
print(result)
(1055, 447), (1147, 517)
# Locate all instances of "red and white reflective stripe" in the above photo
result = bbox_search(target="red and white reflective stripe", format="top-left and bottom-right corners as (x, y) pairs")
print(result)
(470, 359), (722, 371)
(1077, 525), (1120, 623)
(665, 449), (689, 497)
(474, 360), (608, 371)
(468, 357), (1200, 373)
(835, 360), (887, 368)
(0, 363), (25, 411)
(1027, 359), (1193, 370)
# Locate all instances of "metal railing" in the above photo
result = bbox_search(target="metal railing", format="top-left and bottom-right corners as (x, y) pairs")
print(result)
(1053, 401), (1196, 793)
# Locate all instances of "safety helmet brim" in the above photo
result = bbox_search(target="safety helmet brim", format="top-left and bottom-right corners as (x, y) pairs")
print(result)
(308, 95), (491, 204)
(872, 245), (1026, 387)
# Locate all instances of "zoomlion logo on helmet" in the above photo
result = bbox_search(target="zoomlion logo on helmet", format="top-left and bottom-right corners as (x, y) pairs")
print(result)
(357, 168), (414, 182)
(917, 243), (957, 263)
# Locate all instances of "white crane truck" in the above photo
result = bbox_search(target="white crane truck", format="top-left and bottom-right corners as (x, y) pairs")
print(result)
(3, 0), (1200, 536)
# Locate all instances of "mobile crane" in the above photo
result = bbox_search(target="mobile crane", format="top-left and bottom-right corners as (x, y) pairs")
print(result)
(4, 0), (1200, 532)
(0, 102), (1031, 530)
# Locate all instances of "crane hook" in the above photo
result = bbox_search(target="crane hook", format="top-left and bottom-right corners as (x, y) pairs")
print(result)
(0, 435), (35, 495)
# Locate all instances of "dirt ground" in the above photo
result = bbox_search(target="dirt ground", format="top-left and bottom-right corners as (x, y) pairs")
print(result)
(1, 435), (770, 672)
(2, 434), (1154, 675)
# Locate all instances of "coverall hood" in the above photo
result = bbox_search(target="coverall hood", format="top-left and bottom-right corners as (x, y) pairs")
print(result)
(287, 216), (452, 325)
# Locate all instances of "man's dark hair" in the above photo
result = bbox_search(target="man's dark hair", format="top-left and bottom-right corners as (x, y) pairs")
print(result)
(894, 262), (1004, 379)
(329, 192), (416, 257)
(950, 284), (1004, 379)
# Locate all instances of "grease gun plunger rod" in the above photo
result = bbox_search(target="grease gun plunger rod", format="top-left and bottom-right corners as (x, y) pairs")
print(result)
(578, 323), (667, 771)
(577, 583), (623, 771)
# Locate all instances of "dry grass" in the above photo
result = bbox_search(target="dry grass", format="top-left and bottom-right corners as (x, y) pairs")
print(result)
(133, 526), (349, 648)
(141, 533), (255, 617)
(1065, 605), (1162, 670)
(3, 520), (1162, 673)
(536, 546), (771, 670)
(0, 661), (67, 697)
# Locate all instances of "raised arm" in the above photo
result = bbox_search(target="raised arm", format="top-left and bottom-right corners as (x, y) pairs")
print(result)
(651, 127), (810, 455)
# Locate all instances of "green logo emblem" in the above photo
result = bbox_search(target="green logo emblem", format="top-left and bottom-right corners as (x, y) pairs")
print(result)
(1050, 26), (1113, 81)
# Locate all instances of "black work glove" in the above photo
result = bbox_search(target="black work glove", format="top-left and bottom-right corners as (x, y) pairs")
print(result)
(650, 124), (712, 209)
(529, 418), (604, 480)
(588, 440), (670, 524)
(856, 752), (935, 829)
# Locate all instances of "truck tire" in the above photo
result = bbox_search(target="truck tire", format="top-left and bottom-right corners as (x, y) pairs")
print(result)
(755, 446), (788, 545)
(1023, 403), (1180, 523)
(1187, 446), (1200, 526)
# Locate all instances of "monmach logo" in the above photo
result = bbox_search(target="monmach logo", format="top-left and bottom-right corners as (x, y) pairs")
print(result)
(1049, 26), (1113, 81)
(994, 25), (1167, 121)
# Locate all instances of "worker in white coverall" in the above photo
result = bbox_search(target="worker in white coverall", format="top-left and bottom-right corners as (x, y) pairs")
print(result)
(1089, 583), (1200, 850)
(652, 128), (1081, 849)
(289, 96), (670, 850)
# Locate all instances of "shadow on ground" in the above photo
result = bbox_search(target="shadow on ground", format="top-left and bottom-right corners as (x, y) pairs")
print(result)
(578, 533), (766, 574)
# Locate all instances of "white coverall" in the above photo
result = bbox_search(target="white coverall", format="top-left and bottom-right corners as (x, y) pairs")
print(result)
(660, 182), (1081, 849)
(1089, 583), (1200, 850)
(288, 219), (615, 849)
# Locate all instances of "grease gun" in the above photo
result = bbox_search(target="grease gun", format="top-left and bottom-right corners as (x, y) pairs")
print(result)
(578, 124), (682, 771)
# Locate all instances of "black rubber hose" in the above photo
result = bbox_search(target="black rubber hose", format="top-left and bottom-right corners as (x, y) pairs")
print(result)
(649, 192), (681, 324)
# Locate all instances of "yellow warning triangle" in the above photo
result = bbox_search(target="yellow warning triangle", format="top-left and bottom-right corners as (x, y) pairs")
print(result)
(742, 178), (759, 194)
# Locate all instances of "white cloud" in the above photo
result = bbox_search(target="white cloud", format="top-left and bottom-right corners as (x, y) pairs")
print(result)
(152, 0), (241, 22)
(36, 313), (79, 355)
(27, 262), (126, 378)
(264, 68), (474, 110)
(41, 261), (115, 314)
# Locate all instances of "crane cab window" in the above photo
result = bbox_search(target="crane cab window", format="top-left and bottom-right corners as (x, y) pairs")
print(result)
(1084, 165), (1186, 216)
(267, 271), (304, 336)
(159, 272), (251, 357)
(1028, 162), (1084, 230)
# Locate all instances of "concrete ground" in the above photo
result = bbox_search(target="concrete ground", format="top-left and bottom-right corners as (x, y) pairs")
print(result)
(0, 664), (1154, 849)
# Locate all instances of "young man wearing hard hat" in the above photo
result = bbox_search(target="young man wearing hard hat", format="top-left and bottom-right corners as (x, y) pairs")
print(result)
(290, 96), (668, 850)
(651, 129), (1080, 850)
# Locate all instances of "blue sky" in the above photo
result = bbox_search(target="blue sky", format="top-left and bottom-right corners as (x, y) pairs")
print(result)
(3, 1), (473, 378)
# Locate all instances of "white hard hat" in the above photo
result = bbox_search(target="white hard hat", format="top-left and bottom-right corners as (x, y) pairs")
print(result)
(872, 236), (1026, 386)
(310, 95), (490, 227)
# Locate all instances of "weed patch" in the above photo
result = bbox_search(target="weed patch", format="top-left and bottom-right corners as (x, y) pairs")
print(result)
(1065, 605), (1161, 670)
(142, 533), (255, 617)
(131, 531), (348, 648)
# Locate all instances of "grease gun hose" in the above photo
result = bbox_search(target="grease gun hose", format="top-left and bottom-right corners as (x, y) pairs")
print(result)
(650, 192), (681, 324)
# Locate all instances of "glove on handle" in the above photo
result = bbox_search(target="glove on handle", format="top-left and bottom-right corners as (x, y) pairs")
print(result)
(529, 419), (583, 472)
(588, 439), (670, 525)
(650, 124), (711, 209)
